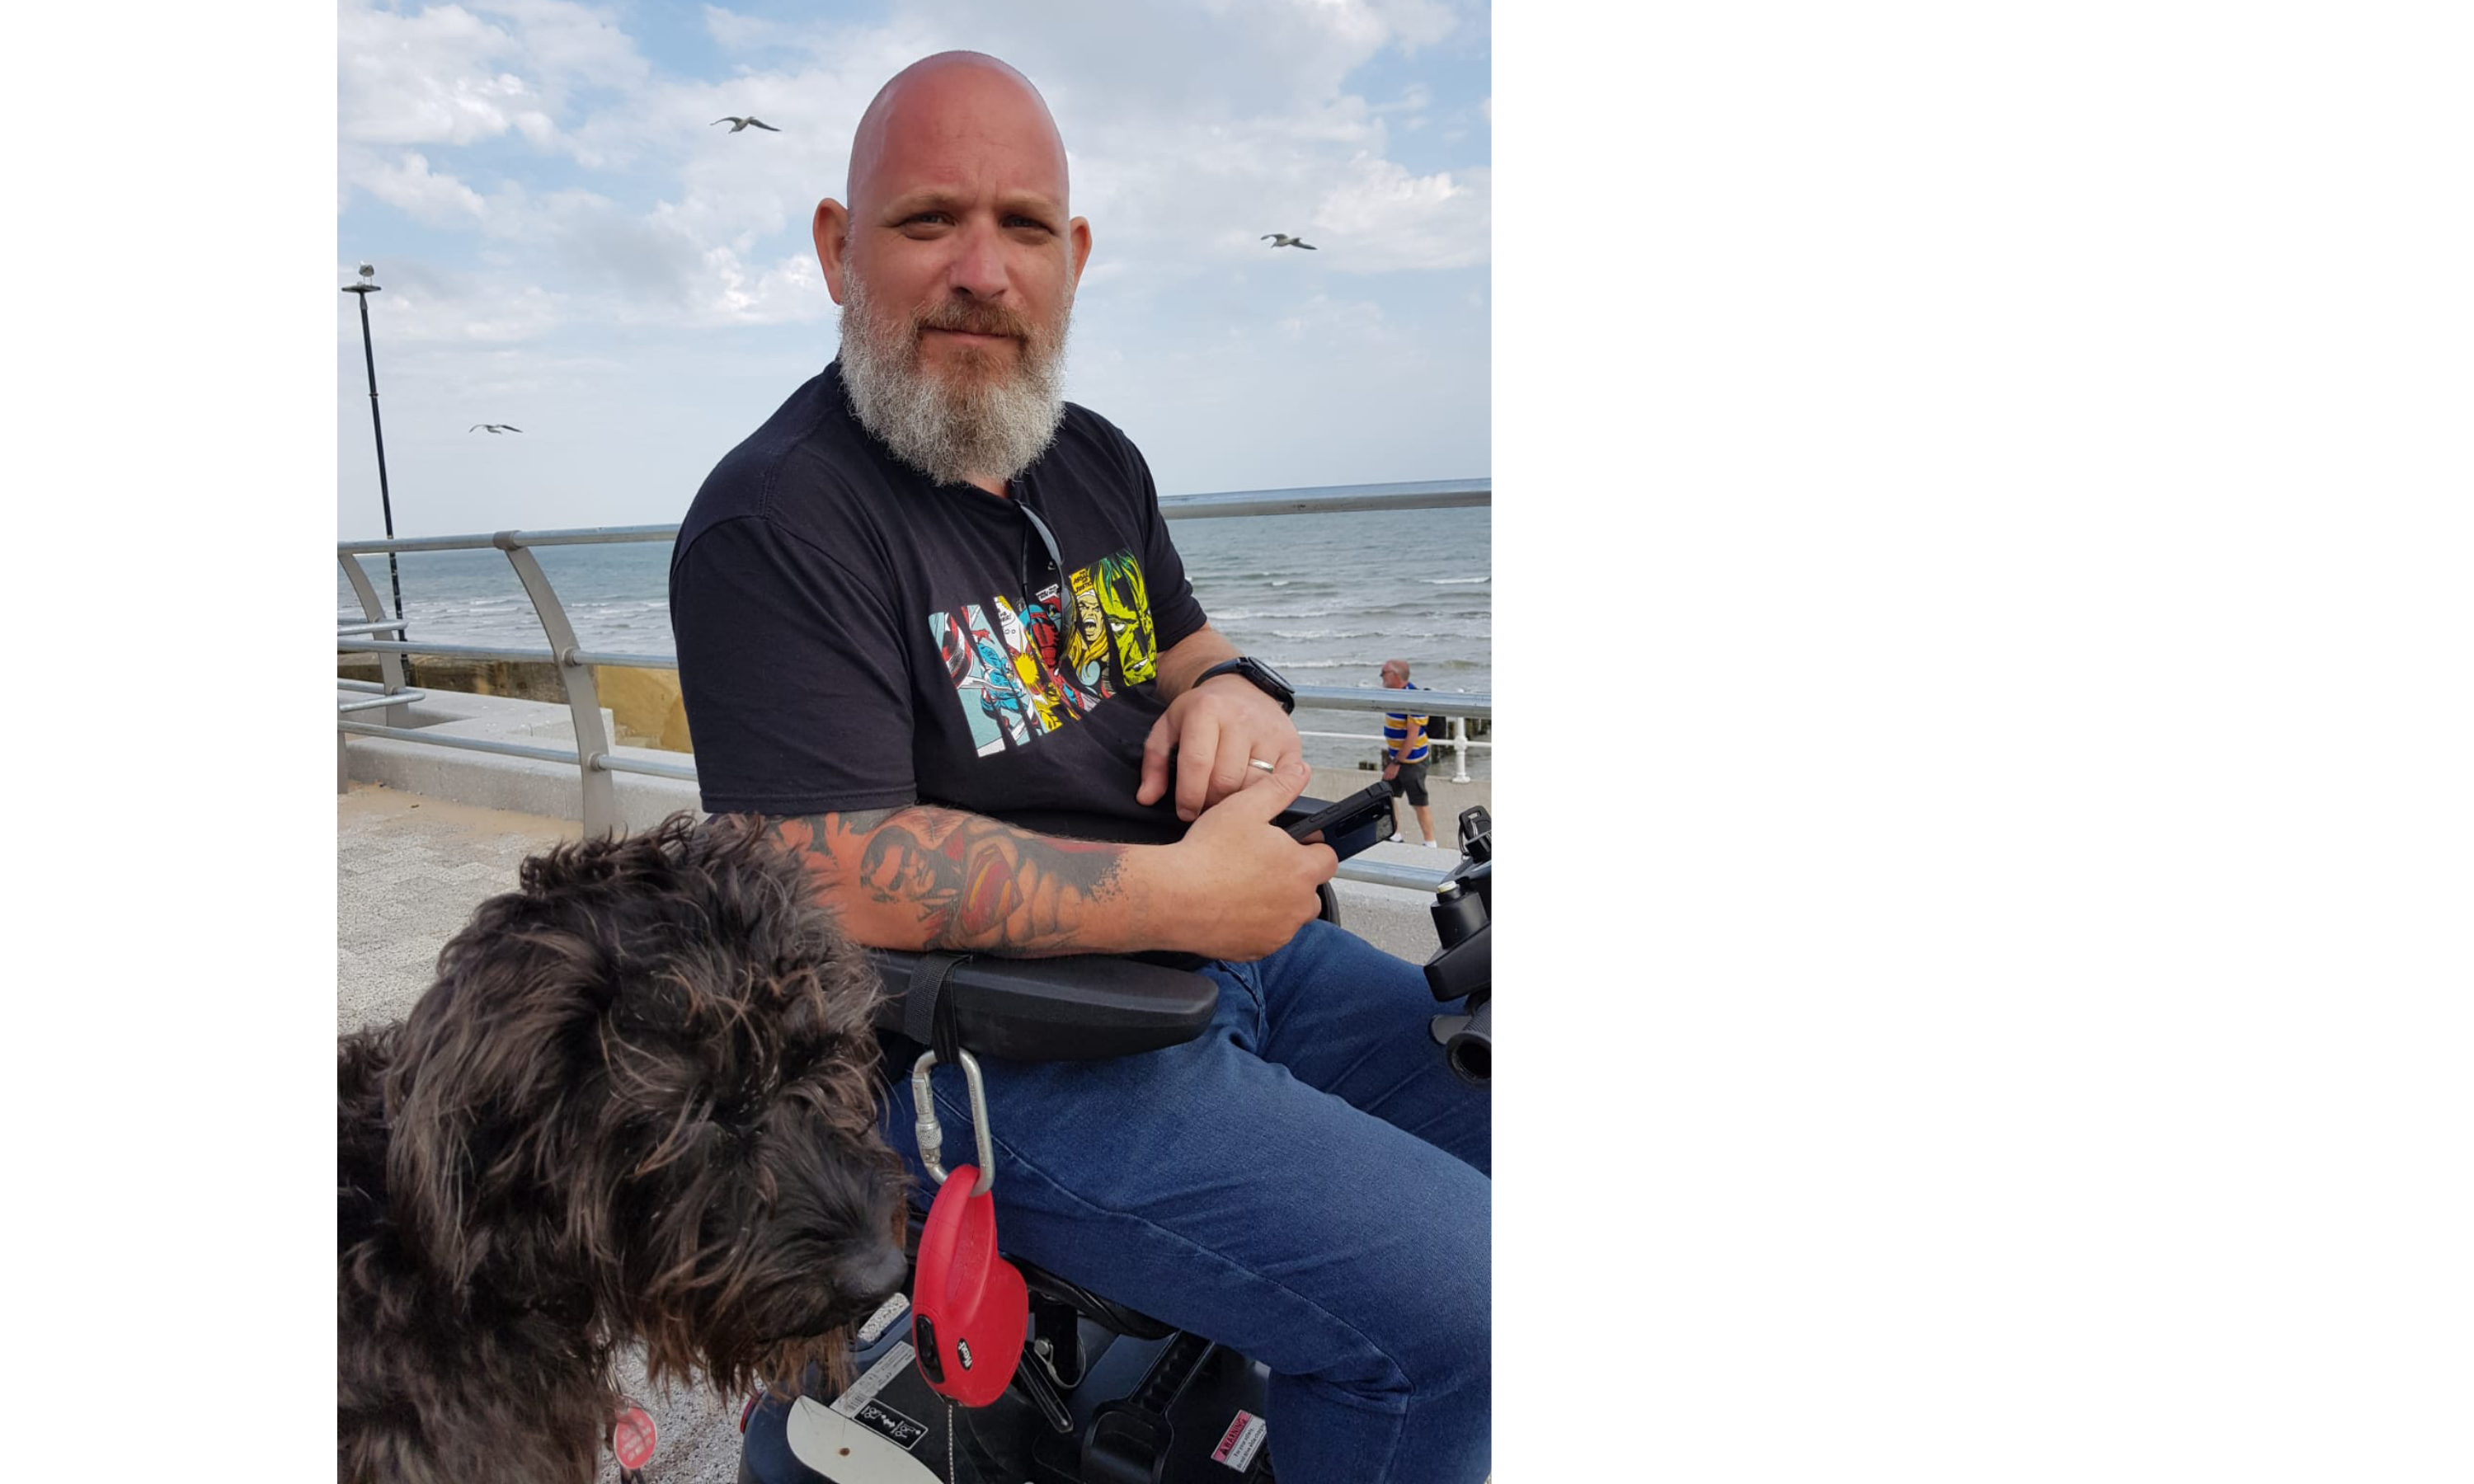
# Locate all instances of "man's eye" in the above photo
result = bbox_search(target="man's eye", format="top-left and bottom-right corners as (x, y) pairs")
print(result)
(1004, 216), (1051, 232)
(903, 213), (950, 228)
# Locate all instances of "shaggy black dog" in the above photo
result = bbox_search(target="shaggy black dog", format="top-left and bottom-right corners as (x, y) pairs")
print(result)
(339, 815), (911, 1484)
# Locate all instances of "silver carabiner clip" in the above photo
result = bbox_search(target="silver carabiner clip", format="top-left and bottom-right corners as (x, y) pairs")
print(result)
(910, 1047), (996, 1197)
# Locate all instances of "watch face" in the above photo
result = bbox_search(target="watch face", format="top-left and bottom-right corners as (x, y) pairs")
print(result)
(1247, 658), (1291, 693)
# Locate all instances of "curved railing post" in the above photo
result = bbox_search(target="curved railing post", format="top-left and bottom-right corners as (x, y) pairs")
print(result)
(494, 532), (620, 836)
(1449, 714), (1471, 784)
(336, 553), (412, 729)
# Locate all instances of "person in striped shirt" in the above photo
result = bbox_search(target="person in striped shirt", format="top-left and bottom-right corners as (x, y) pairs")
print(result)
(1380, 659), (1438, 847)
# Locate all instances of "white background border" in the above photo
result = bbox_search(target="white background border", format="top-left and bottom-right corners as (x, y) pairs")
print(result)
(9, 3), (2469, 1477)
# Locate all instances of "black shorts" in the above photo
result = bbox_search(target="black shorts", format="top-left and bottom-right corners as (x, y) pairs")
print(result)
(1389, 760), (1430, 807)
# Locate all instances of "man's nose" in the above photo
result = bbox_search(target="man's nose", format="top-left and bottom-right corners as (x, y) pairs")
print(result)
(943, 218), (1011, 301)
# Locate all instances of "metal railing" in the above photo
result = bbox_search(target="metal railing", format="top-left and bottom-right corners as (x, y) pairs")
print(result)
(1295, 715), (1492, 785)
(340, 479), (1490, 890)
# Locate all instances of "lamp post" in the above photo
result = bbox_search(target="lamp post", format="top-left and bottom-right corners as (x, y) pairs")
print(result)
(341, 261), (407, 648)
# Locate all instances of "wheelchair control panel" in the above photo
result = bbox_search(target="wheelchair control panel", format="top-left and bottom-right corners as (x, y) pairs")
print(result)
(1423, 805), (1492, 1086)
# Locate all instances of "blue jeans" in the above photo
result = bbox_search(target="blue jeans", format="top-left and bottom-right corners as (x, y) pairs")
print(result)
(882, 918), (1491, 1484)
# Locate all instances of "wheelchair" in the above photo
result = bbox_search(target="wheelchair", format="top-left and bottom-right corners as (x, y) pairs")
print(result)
(735, 801), (1490, 1484)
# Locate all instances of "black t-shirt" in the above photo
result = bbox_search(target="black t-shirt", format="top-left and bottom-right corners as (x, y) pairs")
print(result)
(670, 360), (1206, 845)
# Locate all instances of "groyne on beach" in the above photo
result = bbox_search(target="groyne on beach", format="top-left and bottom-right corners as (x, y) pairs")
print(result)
(341, 655), (694, 751)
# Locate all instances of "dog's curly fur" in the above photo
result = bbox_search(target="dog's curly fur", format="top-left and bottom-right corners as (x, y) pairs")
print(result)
(339, 815), (911, 1484)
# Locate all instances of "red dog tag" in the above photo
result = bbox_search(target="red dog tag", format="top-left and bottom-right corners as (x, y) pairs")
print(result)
(610, 1406), (656, 1471)
(909, 1165), (1027, 1407)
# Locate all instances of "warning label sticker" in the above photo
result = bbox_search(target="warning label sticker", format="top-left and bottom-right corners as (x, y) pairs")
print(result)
(1211, 1409), (1268, 1472)
(850, 1397), (929, 1452)
(830, 1341), (916, 1421)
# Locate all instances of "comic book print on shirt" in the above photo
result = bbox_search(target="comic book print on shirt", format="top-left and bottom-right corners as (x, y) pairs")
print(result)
(928, 547), (1160, 756)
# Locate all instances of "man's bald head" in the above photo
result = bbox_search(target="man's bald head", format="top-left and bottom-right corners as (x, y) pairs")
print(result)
(844, 51), (1071, 218)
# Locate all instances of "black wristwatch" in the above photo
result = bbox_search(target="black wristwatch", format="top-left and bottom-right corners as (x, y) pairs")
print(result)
(1193, 656), (1295, 713)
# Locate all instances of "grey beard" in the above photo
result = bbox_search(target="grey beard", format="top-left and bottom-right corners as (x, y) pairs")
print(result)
(836, 277), (1070, 488)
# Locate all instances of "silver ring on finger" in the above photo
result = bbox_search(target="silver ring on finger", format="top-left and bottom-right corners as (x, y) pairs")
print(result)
(1247, 757), (1277, 773)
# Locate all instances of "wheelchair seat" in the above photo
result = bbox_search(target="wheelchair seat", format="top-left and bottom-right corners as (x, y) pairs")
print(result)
(857, 871), (1349, 1349)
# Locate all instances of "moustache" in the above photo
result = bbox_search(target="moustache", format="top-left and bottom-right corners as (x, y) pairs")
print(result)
(914, 300), (1036, 341)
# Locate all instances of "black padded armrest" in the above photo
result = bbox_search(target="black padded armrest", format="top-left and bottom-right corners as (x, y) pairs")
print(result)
(867, 950), (1218, 1062)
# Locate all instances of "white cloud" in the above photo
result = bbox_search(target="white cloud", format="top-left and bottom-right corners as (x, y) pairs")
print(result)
(354, 150), (490, 224)
(686, 247), (830, 326)
(339, 0), (652, 150)
(1371, 82), (1433, 115)
(699, 3), (818, 56)
(468, 0), (648, 91)
(336, 259), (567, 344)
(1310, 160), (1489, 271)
(1363, 0), (1460, 50)
(336, 178), (832, 338)
(1210, 0), (1457, 59)
(339, 3), (534, 145)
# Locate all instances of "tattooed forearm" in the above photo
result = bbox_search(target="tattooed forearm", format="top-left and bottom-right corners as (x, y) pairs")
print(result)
(752, 806), (1131, 956)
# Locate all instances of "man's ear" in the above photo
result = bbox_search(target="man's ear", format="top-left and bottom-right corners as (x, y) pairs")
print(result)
(814, 199), (851, 304)
(1068, 216), (1093, 290)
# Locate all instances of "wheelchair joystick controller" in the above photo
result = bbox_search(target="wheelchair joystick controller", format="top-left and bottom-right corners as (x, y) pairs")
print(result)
(1424, 806), (1493, 1087)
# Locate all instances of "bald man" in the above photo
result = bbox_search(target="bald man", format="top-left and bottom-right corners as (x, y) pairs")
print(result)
(671, 54), (1487, 1484)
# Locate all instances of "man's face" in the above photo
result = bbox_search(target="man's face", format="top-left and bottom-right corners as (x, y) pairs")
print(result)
(817, 59), (1094, 486)
(1381, 666), (1406, 689)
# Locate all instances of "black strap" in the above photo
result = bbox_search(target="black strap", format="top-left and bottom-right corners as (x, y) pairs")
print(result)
(902, 951), (970, 1068)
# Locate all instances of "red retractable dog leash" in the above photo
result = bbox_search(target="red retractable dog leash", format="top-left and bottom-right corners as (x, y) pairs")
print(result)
(907, 1050), (1030, 1407)
(910, 1163), (1028, 1407)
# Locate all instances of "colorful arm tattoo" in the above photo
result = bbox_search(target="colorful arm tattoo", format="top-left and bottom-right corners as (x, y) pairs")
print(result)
(755, 807), (1131, 956)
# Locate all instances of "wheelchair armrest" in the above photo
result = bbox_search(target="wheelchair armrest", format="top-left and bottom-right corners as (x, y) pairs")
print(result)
(867, 949), (1219, 1062)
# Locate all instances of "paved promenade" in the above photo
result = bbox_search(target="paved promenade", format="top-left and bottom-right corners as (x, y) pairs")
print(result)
(338, 786), (575, 1033)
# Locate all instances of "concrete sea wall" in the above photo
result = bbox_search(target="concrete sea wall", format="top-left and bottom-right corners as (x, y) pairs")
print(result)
(339, 654), (693, 751)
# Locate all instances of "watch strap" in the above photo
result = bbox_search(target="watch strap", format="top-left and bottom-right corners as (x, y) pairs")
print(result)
(1196, 657), (1295, 713)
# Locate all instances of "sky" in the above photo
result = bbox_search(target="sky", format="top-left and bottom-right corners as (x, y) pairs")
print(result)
(336, 0), (1492, 538)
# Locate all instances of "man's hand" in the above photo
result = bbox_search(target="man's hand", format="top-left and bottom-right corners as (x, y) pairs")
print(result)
(1382, 760), (1400, 782)
(1149, 756), (1337, 960)
(1136, 673), (1305, 823)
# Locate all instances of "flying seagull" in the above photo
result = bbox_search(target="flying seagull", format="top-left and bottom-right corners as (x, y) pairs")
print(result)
(711, 115), (780, 133)
(469, 424), (523, 434)
(1262, 233), (1318, 250)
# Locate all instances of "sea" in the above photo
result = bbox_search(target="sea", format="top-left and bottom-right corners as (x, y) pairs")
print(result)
(338, 505), (1491, 780)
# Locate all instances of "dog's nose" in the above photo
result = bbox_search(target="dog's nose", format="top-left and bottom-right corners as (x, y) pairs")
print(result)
(852, 1242), (910, 1301)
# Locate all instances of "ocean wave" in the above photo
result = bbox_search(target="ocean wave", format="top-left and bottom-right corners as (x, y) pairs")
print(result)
(1215, 603), (1488, 622)
(1304, 654), (1488, 670)
(1424, 575), (1491, 585)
